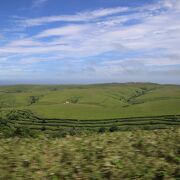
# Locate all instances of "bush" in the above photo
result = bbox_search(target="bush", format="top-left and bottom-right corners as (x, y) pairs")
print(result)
(98, 127), (106, 133)
(0, 125), (37, 138)
(13, 126), (37, 138)
(109, 125), (119, 132)
(41, 126), (46, 131)
(0, 126), (15, 138)
(6, 111), (19, 120)
(0, 118), (8, 126)
(52, 129), (67, 138)
(28, 96), (39, 105)
(69, 127), (77, 136)
(42, 119), (47, 123)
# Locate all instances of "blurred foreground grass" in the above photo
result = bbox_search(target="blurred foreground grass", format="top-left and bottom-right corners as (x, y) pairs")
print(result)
(0, 128), (179, 179)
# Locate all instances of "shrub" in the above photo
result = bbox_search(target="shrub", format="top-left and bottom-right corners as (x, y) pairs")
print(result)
(0, 126), (15, 138)
(52, 130), (67, 138)
(28, 96), (39, 105)
(13, 126), (37, 138)
(6, 111), (19, 120)
(41, 126), (46, 131)
(98, 127), (106, 133)
(42, 119), (47, 123)
(69, 127), (77, 136)
(109, 125), (119, 132)
(0, 118), (8, 126)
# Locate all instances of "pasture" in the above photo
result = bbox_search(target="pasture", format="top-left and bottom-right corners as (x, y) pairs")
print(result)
(0, 83), (180, 179)
(0, 83), (180, 120)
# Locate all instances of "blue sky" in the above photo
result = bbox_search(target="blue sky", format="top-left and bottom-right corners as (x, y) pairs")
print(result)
(0, 0), (180, 84)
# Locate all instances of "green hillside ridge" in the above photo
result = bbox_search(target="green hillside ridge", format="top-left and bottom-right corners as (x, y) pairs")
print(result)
(0, 83), (180, 120)
(0, 83), (180, 179)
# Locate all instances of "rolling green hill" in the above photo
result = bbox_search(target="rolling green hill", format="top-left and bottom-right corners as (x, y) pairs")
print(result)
(0, 83), (180, 120)
(0, 83), (180, 179)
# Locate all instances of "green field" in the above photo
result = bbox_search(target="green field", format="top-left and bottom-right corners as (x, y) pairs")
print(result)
(0, 83), (180, 120)
(0, 83), (180, 179)
(0, 83), (179, 134)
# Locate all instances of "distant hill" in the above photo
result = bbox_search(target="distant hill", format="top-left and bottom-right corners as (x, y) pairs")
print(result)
(0, 83), (180, 119)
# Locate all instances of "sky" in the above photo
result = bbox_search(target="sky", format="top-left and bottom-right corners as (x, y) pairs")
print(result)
(0, 0), (180, 84)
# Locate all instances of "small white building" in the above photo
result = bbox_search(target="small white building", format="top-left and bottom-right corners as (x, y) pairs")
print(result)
(64, 101), (70, 104)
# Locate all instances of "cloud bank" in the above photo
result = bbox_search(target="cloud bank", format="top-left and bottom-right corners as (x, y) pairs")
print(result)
(0, 0), (180, 84)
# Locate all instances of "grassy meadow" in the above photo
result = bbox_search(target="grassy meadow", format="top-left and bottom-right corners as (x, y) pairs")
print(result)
(0, 83), (180, 120)
(0, 83), (180, 179)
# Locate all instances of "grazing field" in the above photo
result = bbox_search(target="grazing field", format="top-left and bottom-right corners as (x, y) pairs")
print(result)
(0, 129), (179, 179)
(0, 83), (180, 120)
(0, 83), (180, 179)
(0, 83), (179, 136)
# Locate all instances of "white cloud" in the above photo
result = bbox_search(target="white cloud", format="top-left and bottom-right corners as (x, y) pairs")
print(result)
(21, 7), (129, 27)
(0, 0), (180, 83)
(22, 0), (180, 27)
(162, 0), (180, 10)
(8, 38), (43, 47)
(36, 25), (89, 38)
(32, 0), (48, 7)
